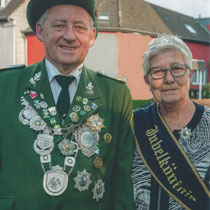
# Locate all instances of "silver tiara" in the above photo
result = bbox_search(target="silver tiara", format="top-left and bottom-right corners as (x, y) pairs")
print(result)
(143, 33), (192, 59)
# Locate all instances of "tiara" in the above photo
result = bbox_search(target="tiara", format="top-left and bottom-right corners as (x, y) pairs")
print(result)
(143, 33), (192, 59)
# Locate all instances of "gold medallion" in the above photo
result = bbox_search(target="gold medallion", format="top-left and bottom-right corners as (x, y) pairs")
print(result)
(93, 156), (103, 168)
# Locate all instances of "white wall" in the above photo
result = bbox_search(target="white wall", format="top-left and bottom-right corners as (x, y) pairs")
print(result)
(84, 32), (119, 75)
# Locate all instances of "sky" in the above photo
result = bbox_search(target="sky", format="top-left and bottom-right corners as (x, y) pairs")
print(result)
(145, 0), (210, 18)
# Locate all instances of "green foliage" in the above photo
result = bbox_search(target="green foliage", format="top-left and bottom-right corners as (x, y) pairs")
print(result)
(203, 83), (210, 99)
(133, 99), (153, 111)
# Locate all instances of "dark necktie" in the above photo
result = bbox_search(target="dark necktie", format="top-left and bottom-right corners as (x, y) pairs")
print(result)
(55, 75), (75, 119)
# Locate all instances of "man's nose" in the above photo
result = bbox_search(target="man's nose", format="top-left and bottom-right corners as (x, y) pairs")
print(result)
(63, 26), (76, 41)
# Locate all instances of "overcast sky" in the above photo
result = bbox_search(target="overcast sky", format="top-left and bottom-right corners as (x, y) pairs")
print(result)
(145, 0), (210, 18)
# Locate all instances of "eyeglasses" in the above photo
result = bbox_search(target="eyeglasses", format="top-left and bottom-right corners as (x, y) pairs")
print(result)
(148, 63), (190, 79)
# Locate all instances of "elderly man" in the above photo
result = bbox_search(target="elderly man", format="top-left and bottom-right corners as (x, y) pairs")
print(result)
(0, 0), (135, 209)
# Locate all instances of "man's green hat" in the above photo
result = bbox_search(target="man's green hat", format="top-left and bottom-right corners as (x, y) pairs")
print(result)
(26, 0), (97, 35)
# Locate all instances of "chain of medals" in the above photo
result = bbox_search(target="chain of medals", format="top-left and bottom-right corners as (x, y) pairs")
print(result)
(18, 86), (106, 200)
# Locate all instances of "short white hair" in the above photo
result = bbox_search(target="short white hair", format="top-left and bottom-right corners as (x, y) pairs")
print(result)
(142, 34), (193, 75)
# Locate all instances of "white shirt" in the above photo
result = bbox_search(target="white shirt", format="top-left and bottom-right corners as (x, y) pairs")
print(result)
(45, 59), (82, 105)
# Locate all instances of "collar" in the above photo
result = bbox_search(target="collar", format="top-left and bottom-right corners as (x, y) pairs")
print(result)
(45, 59), (83, 85)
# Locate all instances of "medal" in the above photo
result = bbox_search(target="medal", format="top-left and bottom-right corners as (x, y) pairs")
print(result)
(64, 156), (75, 167)
(104, 133), (112, 143)
(30, 116), (46, 131)
(58, 139), (78, 156)
(93, 156), (103, 168)
(83, 98), (88, 104)
(43, 165), (68, 196)
(86, 114), (105, 132)
(92, 179), (105, 202)
(84, 105), (91, 112)
(33, 133), (54, 156)
(69, 112), (79, 123)
(75, 125), (99, 158)
(72, 105), (81, 112)
(76, 96), (82, 102)
(48, 107), (57, 116)
(179, 127), (192, 140)
(73, 169), (92, 192)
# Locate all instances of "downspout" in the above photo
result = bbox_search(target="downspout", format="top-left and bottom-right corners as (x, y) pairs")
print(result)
(117, 0), (122, 28)
(8, 18), (16, 65)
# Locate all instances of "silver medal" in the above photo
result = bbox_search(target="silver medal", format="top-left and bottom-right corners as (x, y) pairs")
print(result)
(92, 179), (105, 202)
(75, 125), (99, 158)
(73, 169), (92, 192)
(64, 156), (75, 167)
(179, 127), (192, 140)
(30, 116), (46, 131)
(58, 139), (78, 156)
(34, 134), (54, 156)
(43, 165), (68, 196)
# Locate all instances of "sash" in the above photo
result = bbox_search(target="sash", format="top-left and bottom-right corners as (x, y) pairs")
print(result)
(134, 103), (210, 210)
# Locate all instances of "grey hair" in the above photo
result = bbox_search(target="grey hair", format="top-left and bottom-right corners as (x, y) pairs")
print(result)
(38, 9), (48, 29)
(142, 34), (193, 75)
(37, 8), (94, 30)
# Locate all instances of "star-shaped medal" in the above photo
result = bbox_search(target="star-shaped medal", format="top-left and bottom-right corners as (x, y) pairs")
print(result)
(73, 169), (92, 192)
(179, 127), (192, 140)
(86, 114), (105, 132)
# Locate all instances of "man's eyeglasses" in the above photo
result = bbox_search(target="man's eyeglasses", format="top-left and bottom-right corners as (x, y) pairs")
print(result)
(148, 63), (190, 79)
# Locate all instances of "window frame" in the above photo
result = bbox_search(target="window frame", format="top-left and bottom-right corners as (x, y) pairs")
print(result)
(192, 69), (206, 85)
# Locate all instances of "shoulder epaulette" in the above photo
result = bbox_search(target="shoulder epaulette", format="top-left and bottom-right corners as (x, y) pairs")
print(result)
(0, 64), (26, 71)
(97, 70), (127, 83)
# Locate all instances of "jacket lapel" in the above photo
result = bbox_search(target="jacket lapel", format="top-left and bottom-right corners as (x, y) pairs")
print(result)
(24, 60), (61, 127)
(64, 66), (102, 126)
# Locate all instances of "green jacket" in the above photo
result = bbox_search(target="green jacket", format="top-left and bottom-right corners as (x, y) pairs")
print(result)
(0, 60), (135, 210)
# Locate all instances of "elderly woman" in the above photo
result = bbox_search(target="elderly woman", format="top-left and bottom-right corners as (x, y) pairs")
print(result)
(132, 34), (210, 210)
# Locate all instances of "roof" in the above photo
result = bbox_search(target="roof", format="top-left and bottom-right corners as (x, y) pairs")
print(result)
(96, 0), (172, 35)
(149, 3), (210, 44)
(192, 59), (207, 71)
(195, 18), (210, 32)
(0, 0), (23, 21)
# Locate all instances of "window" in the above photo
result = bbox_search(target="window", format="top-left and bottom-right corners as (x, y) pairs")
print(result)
(192, 70), (206, 85)
(97, 13), (109, 22)
(184, 24), (197, 34)
(0, 0), (5, 8)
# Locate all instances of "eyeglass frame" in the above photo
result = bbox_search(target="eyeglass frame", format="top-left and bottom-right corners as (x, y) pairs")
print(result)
(148, 63), (190, 79)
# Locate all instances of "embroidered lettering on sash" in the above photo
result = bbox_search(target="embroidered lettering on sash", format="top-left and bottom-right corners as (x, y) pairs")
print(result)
(146, 125), (197, 201)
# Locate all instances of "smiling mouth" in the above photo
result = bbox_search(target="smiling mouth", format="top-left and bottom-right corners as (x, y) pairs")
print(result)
(60, 45), (77, 50)
(162, 89), (176, 92)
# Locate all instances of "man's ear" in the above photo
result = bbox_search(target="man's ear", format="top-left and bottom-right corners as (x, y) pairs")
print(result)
(89, 27), (96, 48)
(35, 22), (44, 42)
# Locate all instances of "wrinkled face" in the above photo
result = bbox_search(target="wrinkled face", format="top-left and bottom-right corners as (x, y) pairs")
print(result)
(36, 5), (96, 74)
(144, 50), (193, 105)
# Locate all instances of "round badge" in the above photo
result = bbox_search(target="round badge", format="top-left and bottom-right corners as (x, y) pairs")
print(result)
(104, 133), (112, 143)
(72, 105), (81, 112)
(79, 110), (86, 116)
(40, 101), (48, 109)
(69, 112), (79, 122)
(93, 156), (103, 168)
(76, 96), (82, 102)
(83, 98), (88, 104)
(84, 105), (91, 112)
